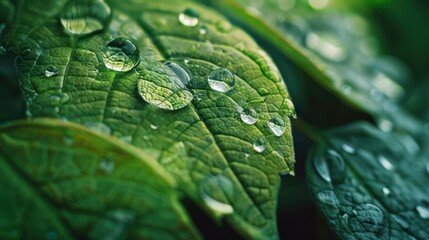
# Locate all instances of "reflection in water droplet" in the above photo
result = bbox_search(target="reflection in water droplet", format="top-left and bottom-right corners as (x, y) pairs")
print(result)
(138, 61), (193, 110)
(253, 137), (266, 153)
(349, 204), (385, 233)
(382, 187), (390, 196)
(200, 175), (234, 215)
(208, 68), (235, 93)
(341, 143), (355, 154)
(268, 117), (286, 137)
(179, 8), (199, 27)
(416, 205), (429, 219)
(378, 155), (394, 171)
(99, 157), (115, 174)
(199, 25), (208, 35)
(317, 190), (337, 206)
(240, 108), (258, 125)
(60, 0), (111, 36)
(45, 66), (58, 77)
(103, 37), (140, 72)
(392, 214), (409, 229)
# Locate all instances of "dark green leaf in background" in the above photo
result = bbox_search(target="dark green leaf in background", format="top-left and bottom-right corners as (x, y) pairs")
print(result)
(307, 122), (429, 240)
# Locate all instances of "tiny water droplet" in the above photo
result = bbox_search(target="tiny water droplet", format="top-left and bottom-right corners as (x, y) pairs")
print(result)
(378, 119), (393, 132)
(138, 61), (193, 110)
(45, 66), (58, 77)
(49, 93), (70, 107)
(200, 175), (234, 215)
(253, 137), (266, 153)
(199, 25), (208, 35)
(416, 205), (429, 219)
(60, 0), (111, 36)
(99, 157), (115, 174)
(240, 108), (258, 125)
(0, 46), (5, 55)
(208, 68), (235, 93)
(317, 190), (337, 206)
(244, 153), (250, 158)
(341, 143), (355, 154)
(378, 155), (394, 171)
(184, 57), (190, 64)
(392, 214), (409, 229)
(179, 8), (199, 27)
(268, 117), (286, 137)
(103, 37), (140, 72)
(150, 124), (158, 130)
(382, 187), (390, 196)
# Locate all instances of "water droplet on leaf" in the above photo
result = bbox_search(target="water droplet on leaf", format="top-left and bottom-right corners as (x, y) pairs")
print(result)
(60, 0), (111, 36)
(99, 157), (115, 174)
(382, 187), (390, 196)
(348, 204), (385, 233)
(199, 25), (208, 35)
(179, 8), (199, 27)
(314, 149), (346, 183)
(45, 66), (58, 77)
(208, 68), (235, 93)
(103, 37), (140, 72)
(317, 190), (337, 206)
(200, 175), (234, 215)
(253, 137), (266, 153)
(341, 143), (355, 154)
(240, 108), (258, 125)
(150, 124), (158, 130)
(138, 61), (193, 110)
(392, 214), (409, 229)
(378, 155), (394, 171)
(416, 205), (429, 219)
(268, 117), (286, 136)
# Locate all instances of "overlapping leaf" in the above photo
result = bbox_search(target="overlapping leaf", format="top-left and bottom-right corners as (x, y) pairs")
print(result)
(307, 122), (429, 239)
(1, 0), (295, 238)
(0, 119), (199, 239)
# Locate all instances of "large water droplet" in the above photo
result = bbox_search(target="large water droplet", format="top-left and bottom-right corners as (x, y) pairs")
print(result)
(179, 8), (199, 27)
(200, 175), (234, 215)
(45, 66), (58, 77)
(253, 137), (266, 153)
(240, 108), (258, 125)
(103, 37), (140, 72)
(138, 61), (193, 110)
(268, 117), (286, 136)
(208, 68), (235, 93)
(317, 190), (337, 206)
(60, 0), (111, 36)
(416, 205), (429, 219)
(314, 149), (346, 183)
(378, 155), (394, 171)
(348, 204), (385, 233)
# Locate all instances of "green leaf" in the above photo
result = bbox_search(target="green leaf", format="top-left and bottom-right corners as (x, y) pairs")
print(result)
(2, 0), (295, 238)
(0, 118), (199, 239)
(211, 0), (409, 118)
(306, 122), (429, 239)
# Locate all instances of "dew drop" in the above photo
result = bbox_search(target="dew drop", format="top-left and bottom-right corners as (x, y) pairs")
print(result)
(99, 157), (115, 174)
(49, 93), (70, 107)
(103, 37), (140, 72)
(268, 117), (286, 137)
(45, 66), (58, 77)
(341, 143), (355, 154)
(253, 137), (266, 153)
(208, 68), (235, 93)
(314, 149), (346, 183)
(378, 155), (394, 171)
(60, 0), (111, 36)
(382, 187), (391, 196)
(138, 61), (193, 110)
(179, 8), (199, 27)
(200, 175), (234, 215)
(184, 57), (190, 64)
(416, 205), (429, 219)
(240, 108), (258, 125)
(392, 214), (409, 229)
(317, 190), (337, 206)
(199, 25), (208, 35)
(150, 124), (158, 130)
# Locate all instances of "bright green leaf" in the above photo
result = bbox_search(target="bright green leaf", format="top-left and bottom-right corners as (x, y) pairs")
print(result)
(306, 122), (429, 239)
(0, 118), (199, 239)
(1, 0), (295, 238)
